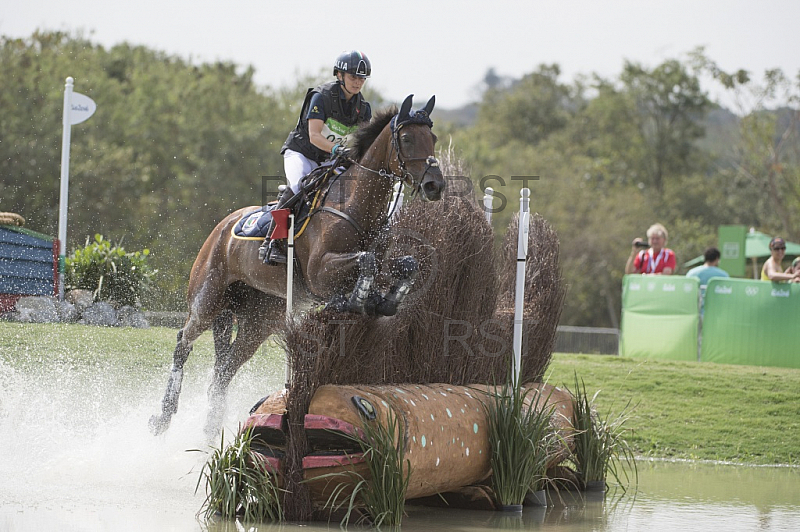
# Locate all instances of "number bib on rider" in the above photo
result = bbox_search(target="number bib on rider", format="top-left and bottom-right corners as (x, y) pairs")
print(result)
(322, 118), (359, 147)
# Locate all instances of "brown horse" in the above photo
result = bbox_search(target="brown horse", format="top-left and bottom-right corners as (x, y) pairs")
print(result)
(150, 95), (446, 436)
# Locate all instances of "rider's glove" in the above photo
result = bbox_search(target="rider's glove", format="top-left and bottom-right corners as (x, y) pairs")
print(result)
(331, 144), (351, 158)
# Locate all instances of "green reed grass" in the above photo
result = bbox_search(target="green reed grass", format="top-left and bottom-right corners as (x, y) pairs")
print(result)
(313, 409), (411, 527)
(570, 373), (637, 492)
(194, 426), (283, 522)
(484, 381), (557, 506)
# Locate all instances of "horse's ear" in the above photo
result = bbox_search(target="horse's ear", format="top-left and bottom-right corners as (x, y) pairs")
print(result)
(399, 94), (414, 120)
(423, 95), (435, 116)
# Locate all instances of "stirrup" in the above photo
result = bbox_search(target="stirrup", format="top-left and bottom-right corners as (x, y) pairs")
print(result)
(257, 239), (270, 262)
(264, 240), (286, 265)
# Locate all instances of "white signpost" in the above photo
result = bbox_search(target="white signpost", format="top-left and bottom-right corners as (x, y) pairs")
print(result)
(512, 188), (531, 387)
(58, 77), (96, 300)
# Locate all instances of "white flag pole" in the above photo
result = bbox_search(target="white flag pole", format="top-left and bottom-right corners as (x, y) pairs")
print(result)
(57, 77), (74, 301)
(512, 188), (530, 388)
(483, 187), (494, 224)
(285, 213), (295, 387)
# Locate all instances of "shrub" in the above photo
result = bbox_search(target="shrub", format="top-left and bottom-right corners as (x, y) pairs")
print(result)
(570, 373), (637, 492)
(195, 427), (283, 522)
(485, 381), (557, 507)
(65, 234), (156, 308)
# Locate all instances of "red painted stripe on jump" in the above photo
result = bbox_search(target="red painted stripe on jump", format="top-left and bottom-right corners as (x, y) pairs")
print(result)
(242, 413), (285, 431)
(252, 453), (281, 473)
(302, 454), (365, 469)
(304, 414), (364, 438)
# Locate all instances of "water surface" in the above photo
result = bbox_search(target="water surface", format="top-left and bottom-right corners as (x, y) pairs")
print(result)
(1, 335), (798, 531)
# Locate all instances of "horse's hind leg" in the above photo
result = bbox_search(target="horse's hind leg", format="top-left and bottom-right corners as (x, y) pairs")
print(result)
(212, 309), (235, 358)
(149, 306), (217, 435)
(204, 291), (283, 438)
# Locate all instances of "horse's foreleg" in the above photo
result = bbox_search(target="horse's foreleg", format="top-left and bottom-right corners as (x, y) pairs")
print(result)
(348, 251), (377, 313)
(149, 328), (194, 435)
(375, 256), (419, 316)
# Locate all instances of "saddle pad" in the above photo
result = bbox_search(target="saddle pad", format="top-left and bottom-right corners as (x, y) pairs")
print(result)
(233, 207), (275, 239)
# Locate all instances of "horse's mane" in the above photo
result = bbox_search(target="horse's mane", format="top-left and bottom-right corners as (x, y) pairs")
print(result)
(351, 106), (398, 160)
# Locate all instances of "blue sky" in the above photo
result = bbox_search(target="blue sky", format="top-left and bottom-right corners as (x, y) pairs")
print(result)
(4, 0), (799, 109)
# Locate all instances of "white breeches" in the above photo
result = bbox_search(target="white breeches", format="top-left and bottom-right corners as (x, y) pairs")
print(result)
(283, 149), (319, 193)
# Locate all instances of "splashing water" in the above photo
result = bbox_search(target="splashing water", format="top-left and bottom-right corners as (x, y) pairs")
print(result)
(0, 341), (284, 531)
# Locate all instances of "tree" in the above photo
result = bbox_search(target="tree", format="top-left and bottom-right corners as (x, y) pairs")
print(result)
(0, 32), (298, 309)
(691, 50), (800, 241)
(620, 60), (710, 193)
(476, 64), (581, 148)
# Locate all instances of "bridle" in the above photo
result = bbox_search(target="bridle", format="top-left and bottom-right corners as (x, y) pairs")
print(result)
(317, 102), (441, 238)
(347, 111), (440, 198)
(388, 123), (440, 198)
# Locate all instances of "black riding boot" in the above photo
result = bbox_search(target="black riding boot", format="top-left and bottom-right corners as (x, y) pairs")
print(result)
(258, 187), (294, 265)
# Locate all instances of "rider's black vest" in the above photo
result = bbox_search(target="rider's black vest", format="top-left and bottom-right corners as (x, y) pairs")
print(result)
(281, 81), (370, 163)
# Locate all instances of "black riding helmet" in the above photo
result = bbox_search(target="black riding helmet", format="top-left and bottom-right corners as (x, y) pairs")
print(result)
(333, 50), (371, 78)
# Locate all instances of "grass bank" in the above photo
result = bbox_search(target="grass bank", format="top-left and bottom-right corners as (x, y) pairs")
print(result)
(546, 354), (800, 466)
(1, 322), (797, 466)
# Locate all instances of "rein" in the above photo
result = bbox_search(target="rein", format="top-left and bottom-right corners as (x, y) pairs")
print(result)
(312, 107), (439, 239)
(346, 119), (440, 198)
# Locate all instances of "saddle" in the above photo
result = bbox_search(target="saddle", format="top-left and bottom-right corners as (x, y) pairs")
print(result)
(232, 159), (347, 240)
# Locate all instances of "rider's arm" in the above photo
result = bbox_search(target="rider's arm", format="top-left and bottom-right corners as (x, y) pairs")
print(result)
(307, 119), (336, 154)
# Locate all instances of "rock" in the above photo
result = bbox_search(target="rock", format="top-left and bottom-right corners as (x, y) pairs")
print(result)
(13, 296), (59, 323)
(55, 301), (79, 323)
(80, 302), (118, 327)
(66, 289), (95, 313)
(117, 305), (149, 328)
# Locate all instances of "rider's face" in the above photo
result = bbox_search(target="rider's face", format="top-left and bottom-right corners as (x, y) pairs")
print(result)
(340, 73), (366, 96)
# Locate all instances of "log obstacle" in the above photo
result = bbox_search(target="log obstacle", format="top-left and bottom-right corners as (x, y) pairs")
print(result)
(243, 382), (575, 505)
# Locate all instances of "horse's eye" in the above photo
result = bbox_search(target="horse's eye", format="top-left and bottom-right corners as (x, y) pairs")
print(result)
(401, 134), (412, 145)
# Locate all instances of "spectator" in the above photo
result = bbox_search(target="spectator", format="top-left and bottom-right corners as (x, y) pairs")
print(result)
(784, 255), (798, 273)
(782, 255), (800, 283)
(625, 223), (676, 275)
(761, 237), (797, 282)
(687, 247), (729, 311)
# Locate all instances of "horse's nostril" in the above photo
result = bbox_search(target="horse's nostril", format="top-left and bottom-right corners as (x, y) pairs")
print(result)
(423, 181), (443, 200)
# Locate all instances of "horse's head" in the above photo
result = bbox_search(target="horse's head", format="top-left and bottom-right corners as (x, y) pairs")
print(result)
(389, 95), (446, 201)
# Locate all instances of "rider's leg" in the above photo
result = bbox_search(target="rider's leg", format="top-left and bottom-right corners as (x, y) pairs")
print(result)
(259, 186), (295, 264)
(258, 150), (317, 264)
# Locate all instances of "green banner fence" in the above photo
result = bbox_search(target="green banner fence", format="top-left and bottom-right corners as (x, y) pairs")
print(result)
(701, 278), (800, 368)
(620, 275), (700, 361)
(619, 276), (800, 368)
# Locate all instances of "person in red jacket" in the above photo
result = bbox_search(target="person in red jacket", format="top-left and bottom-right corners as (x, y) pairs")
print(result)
(625, 223), (676, 275)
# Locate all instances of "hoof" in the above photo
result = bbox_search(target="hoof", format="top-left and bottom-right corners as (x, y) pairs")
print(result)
(390, 256), (419, 279)
(363, 294), (383, 316)
(149, 414), (169, 436)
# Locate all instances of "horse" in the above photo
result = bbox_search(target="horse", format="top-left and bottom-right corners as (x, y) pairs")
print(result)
(149, 95), (446, 436)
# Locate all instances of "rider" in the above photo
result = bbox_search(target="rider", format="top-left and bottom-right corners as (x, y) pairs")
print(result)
(259, 50), (373, 265)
